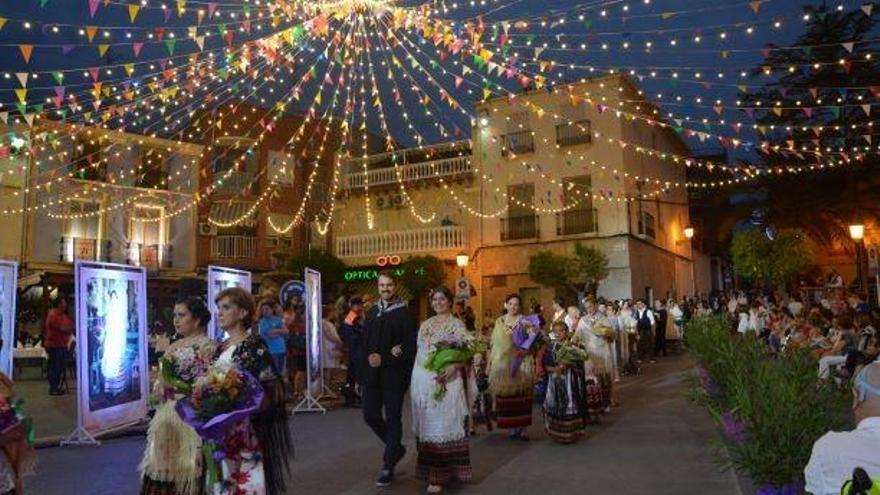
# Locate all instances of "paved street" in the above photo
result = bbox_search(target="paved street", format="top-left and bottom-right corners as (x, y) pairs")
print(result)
(29, 354), (741, 494)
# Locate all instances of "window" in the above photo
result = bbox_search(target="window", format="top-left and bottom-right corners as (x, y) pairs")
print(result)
(638, 211), (656, 239)
(267, 150), (294, 186)
(502, 184), (538, 240)
(136, 147), (168, 189)
(502, 112), (534, 156)
(66, 201), (100, 240)
(63, 201), (102, 262)
(266, 212), (294, 250)
(557, 176), (597, 235)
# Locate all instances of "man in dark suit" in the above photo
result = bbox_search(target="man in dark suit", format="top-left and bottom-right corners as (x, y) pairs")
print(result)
(360, 271), (419, 487)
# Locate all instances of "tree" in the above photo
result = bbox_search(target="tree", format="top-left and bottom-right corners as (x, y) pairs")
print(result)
(399, 255), (445, 316)
(286, 250), (348, 289)
(730, 229), (811, 288)
(729, 5), (880, 248)
(528, 243), (609, 299)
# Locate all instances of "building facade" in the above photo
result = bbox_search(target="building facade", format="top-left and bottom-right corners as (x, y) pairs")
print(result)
(330, 75), (696, 326)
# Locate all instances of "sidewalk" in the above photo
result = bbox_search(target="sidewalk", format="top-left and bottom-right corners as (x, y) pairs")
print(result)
(27, 354), (740, 494)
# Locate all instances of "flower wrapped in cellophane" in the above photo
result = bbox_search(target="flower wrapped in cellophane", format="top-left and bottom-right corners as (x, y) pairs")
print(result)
(424, 331), (486, 401)
(175, 367), (264, 488)
(556, 343), (589, 368)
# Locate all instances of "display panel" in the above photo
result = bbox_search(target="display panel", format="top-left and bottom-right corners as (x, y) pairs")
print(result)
(75, 261), (149, 433)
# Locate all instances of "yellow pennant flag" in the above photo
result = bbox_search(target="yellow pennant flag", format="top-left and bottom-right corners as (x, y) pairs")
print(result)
(14, 89), (27, 103)
(128, 4), (140, 22)
(0, 18), (6, 31)
(483, 88), (491, 100)
(124, 63), (135, 76)
(176, 0), (186, 16)
(98, 44), (109, 57)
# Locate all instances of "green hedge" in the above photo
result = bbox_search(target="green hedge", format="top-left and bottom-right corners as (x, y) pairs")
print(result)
(686, 315), (851, 490)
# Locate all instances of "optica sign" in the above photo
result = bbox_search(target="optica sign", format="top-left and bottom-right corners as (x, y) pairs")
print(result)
(343, 266), (426, 282)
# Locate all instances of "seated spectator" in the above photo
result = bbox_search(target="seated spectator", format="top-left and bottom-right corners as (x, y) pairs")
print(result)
(805, 362), (880, 494)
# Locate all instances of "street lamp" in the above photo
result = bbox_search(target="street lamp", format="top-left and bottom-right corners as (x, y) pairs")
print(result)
(849, 224), (865, 241)
(683, 226), (695, 240)
(456, 251), (469, 276)
(850, 224), (868, 297)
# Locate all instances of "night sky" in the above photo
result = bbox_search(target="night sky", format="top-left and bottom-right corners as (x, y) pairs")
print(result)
(0, 0), (836, 158)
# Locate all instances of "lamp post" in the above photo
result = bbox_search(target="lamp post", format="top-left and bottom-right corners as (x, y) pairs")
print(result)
(849, 224), (868, 297)
(456, 251), (469, 277)
(681, 226), (697, 298)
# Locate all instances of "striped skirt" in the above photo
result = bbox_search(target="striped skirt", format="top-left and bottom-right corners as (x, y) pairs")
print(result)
(543, 370), (586, 444)
(416, 439), (473, 486)
(495, 390), (534, 429)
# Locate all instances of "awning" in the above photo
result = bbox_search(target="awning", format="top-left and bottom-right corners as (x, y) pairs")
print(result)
(208, 201), (257, 228)
(17, 272), (43, 289)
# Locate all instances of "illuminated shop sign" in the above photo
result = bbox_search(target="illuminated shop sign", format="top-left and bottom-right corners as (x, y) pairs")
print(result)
(343, 266), (426, 282)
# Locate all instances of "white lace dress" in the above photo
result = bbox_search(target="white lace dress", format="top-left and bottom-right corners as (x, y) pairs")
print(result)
(409, 316), (477, 485)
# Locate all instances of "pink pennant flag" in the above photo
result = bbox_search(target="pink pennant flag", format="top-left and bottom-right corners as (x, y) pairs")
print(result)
(88, 0), (101, 17)
(133, 42), (144, 57)
(208, 3), (217, 18)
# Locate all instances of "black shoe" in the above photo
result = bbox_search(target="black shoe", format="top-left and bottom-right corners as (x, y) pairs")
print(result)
(49, 389), (64, 396)
(376, 469), (393, 487)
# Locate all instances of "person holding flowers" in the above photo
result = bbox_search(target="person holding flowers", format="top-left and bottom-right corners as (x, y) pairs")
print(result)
(489, 294), (541, 440)
(202, 287), (291, 495)
(141, 296), (216, 495)
(542, 321), (589, 444)
(0, 359), (35, 495)
(574, 300), (616, 413)
(410, 286), (479, 494)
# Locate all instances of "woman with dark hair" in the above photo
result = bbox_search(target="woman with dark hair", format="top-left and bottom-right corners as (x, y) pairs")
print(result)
(410, 287), (476, 494)
(141, 297), (216, 495)
(212, 287), (291, 495)
(489, 294), (538, 440)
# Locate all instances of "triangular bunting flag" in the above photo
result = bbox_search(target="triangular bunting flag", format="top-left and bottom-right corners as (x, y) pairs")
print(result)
(98, 44), (109, 57)
(15, 73), (28, 88)
(88, 0), (101, 17)
(129, 4), (140, 22)
(86, 26), (97, 43)
(19, 45), (33, 63)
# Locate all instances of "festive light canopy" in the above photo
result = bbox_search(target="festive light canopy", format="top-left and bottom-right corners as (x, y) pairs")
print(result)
(0, 0), (876, 227)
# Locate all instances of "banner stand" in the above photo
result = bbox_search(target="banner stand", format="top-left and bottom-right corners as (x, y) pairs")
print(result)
(292, 268), (326, 415)
(63, 261), (150, 447)
(61, 426), (99, 447)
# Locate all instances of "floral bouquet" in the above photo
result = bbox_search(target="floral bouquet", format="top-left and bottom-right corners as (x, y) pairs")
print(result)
(511, 314), (542, 377)
(175, 367), (264, 487)
(592, 321), (616, 342)
(556, 343), (589, 367)
(424, 334), (485, 401)
(159, 346), (210, 396)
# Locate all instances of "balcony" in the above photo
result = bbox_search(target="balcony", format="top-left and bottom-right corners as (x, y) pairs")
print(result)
(343, 156), (472, 190)
(556, 120), (592, 147)
(556, 208), (598, 236)
(128, 243), (172, 271)
(214, 171), (257, 195)
(60, 237), (112, 263)
(335, 226), (466, 259)
(501, 131), (535, 157)
(500, 215), (539, 241)
(211, 235), (258, 259)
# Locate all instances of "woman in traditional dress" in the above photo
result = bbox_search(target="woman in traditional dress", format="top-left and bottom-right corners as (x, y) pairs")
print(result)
(488, 294), (537, 440)
(213, 287), (291, 495)
(574, 303), (615, 413)
(410, 287), (477, 494)
(542, 321), (586, 444)
(0, 335), (35, 495)
(141, 297), (216, 495)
